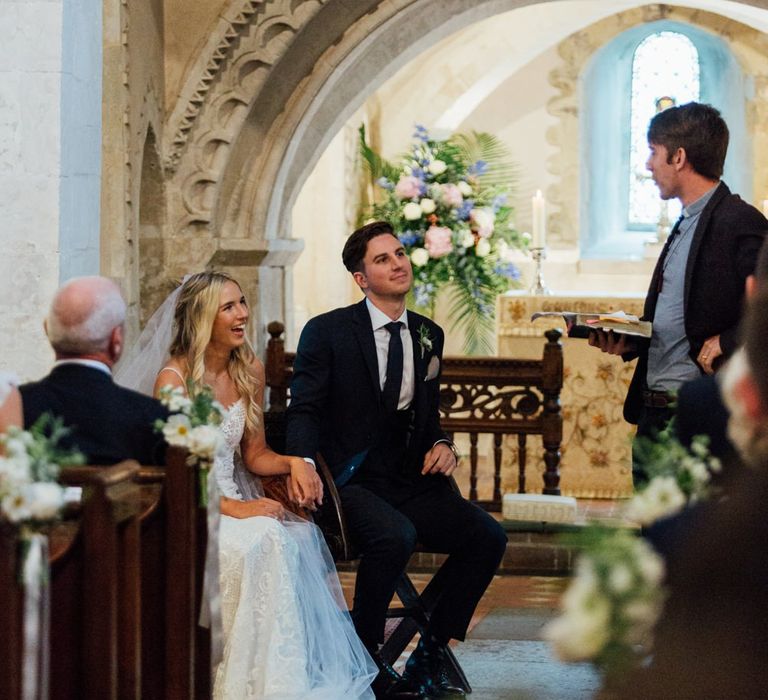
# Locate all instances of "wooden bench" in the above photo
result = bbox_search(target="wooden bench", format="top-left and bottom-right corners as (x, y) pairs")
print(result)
(0, 447), (210, 700)
(264, 321), (564, 508)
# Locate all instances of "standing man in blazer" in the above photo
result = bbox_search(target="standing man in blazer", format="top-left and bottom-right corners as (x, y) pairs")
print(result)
(286, 221), (507, 699)
(591, 102), (767, 484)
(6, 276), (168, 465)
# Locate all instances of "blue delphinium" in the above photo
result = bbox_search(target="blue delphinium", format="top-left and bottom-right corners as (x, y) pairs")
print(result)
(413, 124), (430, 142)
(398, 230), (421, 247)
(494, 262), (521, 280)
(376, 177), (394, 191)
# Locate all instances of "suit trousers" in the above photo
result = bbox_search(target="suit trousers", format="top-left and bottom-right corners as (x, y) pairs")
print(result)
(339, 480), (507, 648)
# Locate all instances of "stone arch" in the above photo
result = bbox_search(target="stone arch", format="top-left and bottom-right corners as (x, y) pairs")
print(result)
(162, 0), (768, 338)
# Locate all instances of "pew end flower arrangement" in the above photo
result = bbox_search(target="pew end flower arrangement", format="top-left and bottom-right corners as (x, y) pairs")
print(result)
(359, 124), (527, 354)
(0, 414), (84, 531)
(544, 428), (720, 686)
(155, 382), (226, 506)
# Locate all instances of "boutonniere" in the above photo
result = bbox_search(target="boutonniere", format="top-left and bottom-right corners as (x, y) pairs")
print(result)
(417, 323), (434, 359)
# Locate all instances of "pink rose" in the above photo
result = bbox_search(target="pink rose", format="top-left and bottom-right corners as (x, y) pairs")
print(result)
(440, 183), (463, 207)
(395, 175), (422, 199)
(424, 225), (454, 258)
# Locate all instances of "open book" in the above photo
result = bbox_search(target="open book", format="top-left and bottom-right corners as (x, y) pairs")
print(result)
(530, 310), (652, 339)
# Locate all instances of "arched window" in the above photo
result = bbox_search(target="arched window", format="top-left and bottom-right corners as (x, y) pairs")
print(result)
(628, 32), (700, 229)
(579, 21), (748, 259)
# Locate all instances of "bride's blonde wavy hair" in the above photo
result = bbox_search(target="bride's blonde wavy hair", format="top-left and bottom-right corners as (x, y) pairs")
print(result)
(169, 271), (261, 433)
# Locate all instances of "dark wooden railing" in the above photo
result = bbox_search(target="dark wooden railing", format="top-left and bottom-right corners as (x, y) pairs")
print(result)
(264, 321), (564, 510)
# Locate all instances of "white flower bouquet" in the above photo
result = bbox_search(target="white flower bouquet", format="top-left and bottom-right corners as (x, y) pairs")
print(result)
(0, 415), (84, 530)
(155, 383), (226, 505)
(544, 527), (666, 679)
(546, 430), (720, 684)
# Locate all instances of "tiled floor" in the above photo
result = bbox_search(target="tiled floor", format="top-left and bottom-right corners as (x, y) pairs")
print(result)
(336, 498), (624, 698)
(339, 571), (601, 700)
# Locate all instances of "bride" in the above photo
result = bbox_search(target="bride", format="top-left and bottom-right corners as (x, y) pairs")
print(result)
(119, 271), (375, 699)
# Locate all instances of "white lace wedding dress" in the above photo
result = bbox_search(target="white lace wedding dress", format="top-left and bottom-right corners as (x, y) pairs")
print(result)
(213, 400), (376, 699)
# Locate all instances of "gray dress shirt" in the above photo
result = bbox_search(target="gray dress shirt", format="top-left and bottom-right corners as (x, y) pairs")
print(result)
(646, 186), (718, 392)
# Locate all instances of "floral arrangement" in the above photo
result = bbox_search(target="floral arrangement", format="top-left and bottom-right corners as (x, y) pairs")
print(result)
(544, 527), (666, 680)
(155, 382), (226, 505)
(0, 414), (84, 530)
(360, 124), (527, 354)
(544, 429), (720, 683)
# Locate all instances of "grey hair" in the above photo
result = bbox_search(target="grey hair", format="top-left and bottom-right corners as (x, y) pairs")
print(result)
(46, 277), (127, 355)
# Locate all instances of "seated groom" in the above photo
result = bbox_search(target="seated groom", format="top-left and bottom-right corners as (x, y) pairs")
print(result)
(286, 221), (507, 699)
(1, 276), (168, 465)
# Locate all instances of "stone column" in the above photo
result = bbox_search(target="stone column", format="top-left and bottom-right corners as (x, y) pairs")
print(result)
(0, 1), (101, 379)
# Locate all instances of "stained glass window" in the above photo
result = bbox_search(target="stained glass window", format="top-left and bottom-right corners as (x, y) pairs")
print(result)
(628, 32), (700, 228)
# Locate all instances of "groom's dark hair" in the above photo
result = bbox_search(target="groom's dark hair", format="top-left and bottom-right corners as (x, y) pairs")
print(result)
(342, 221), (396, 273)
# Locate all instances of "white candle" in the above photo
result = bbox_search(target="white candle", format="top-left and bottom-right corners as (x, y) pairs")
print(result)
(532, 190), (546, 248)
(762, 199), (768, 219)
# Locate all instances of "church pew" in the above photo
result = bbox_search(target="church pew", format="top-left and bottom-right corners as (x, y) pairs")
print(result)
(1, 447), (210, 700)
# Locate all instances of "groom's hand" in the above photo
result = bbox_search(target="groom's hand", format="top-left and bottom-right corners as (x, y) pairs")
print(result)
(422, 442), (458, 477)
(288, 458), (324, 509)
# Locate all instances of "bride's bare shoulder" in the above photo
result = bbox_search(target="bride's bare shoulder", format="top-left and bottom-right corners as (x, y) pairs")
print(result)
(154, 357), (187, 397)
(246, 355), (265, 382)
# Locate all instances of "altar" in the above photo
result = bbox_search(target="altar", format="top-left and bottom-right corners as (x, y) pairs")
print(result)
(497, 292), (646, 499)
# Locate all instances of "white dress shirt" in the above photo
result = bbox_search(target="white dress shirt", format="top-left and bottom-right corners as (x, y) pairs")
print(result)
(53, 358), (112, 376)
(365, 298), (414, 410)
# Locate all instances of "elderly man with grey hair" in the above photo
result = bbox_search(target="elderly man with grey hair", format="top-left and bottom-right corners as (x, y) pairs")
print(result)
(2, 276), (168, 465)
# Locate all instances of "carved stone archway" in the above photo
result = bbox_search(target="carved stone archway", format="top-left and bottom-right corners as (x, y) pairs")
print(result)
(159, 0), (768, 343)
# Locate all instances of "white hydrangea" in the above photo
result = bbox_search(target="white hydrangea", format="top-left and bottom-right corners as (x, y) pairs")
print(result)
(419, 198), (436, 214)
(427, 159), (447, 175)
(410, 248), (429, 267)
(403, 202), (422, 220)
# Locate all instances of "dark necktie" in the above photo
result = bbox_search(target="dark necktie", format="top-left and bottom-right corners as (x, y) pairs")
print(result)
(382, 321), (403, 412)
(656, 213), (685, 293)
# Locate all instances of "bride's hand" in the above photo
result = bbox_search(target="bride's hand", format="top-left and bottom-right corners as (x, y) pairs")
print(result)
(288, 458), (324, 509)
(222, 496), (286, 520)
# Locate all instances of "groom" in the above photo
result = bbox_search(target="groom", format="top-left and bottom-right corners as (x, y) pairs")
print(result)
(286, 221), (507, 699)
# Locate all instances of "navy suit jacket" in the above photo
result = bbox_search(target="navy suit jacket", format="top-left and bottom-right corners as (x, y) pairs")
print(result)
(286, 300), (447, 483)
(20, 363), (169, 466)
(624, 182), (767, 424)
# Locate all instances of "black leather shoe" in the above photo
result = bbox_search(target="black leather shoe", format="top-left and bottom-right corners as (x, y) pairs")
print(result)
(402, 638), (466, 698)
(371, 650), (425, 699)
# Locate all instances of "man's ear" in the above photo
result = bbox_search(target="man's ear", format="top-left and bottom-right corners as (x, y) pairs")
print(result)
(43, 319), (49, 339)
(746, 274), (757, 300)
(109, 325), (124, 362)
(734, 374), (765, 422)
(673, 147), (687, 171)
(352, 271), (368, 291)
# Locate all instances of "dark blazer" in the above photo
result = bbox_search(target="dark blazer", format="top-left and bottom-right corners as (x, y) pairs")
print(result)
(624, 182), (767, 423)
(20, 363), (169, 465)
(286, 300), (447, 482)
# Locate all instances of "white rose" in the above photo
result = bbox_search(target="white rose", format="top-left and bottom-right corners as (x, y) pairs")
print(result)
(457, 180), (472, 196)
(470, 207), (495, 237)
(188, 425), (224, 461)
(634, 542), (665, 586)
(427, 159), (447, 175)
(460, 230), (475, 248)
(410, 248), (430, 267)
(544, 592), (611, 661)
(403, 202), (422, 220)
(624, 476), (686, 525)
(162, 414), (193, 447)
(420, 198), (436, 214)
(475, 238), (491, 257)
(25, 482), (65, 520)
